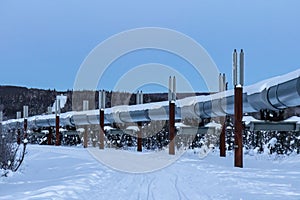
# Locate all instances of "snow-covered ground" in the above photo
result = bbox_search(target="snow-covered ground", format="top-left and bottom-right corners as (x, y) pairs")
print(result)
(1, 145), (300, 200)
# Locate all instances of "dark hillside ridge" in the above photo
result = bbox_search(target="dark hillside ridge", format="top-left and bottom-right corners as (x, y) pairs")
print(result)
(0, 86), (70, 120)
(0, 85), (210, 120)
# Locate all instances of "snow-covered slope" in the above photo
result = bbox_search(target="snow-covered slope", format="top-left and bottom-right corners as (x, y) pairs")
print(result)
(1, 145), (300, 200)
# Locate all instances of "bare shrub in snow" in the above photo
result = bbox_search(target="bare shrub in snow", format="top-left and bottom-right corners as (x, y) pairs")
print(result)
(0, 126), (27, 176)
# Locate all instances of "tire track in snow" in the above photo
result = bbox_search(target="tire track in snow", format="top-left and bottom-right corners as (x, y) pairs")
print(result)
(165, 173), (186, 200)
(174, 174), (182, 199)
(174, 173), (189, 200)
(147, 176), (155, 200)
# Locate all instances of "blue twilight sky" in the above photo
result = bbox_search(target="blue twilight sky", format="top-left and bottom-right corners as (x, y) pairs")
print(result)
(0, 0), (299, 93)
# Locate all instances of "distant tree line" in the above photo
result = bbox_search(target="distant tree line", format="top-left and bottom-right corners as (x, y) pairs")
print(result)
(0, 85), (209, 120)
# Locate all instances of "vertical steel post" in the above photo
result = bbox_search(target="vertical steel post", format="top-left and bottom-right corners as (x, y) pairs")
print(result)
(17, 129), (21, 145)
(172, 76), (176, 100)
(83, 100), (89, 148)
(136, 91), (140, 105)
(23, 105), (28, 139)
(223, 73), (226, 91)
(239, 49), (244, 86)
(48, 127), (52, 145)
(99, 108), (105, 149)
(168, 76), (176, 155)
(234, 85), (243, 168)
(135, 91), (143, 152)
(219, 73), (226, 157)
(232, 49), (244, 168)
(16, 111), (21, 144)
(137, 121), (142, 152)
(55, 100), (60, 146)
(83, 127), (88, 148)
(168, 76), (172, 101)
(219, 73), (223, 92)
(24, 118), (28, 139)
(220, 120), (226, 157)
(169, 101), (175, 155)
(140, 91), (143, 104)
(102, 90), (106, 109)
(16, 112), (21, 119)
(99, 91), (105, 149)
(55, 115), (60, 146)
(233, 49), (238, 86)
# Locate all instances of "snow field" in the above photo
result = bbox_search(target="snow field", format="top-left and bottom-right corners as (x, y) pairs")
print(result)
(0, 145), (300, 200)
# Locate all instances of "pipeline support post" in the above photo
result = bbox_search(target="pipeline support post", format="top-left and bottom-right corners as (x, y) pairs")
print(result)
(83, 125), (88, 148)
(220, 119), (226, 157)
(17, 129), (21, 145)
(99, 109), (105, 149)
(234, 86), (243, 168)
(24, 118), (28, 139)
(99, 90), (106, 149)
(219, 73), (227, 157)
(55, 100), (61, 146)
(83, 100), (89, 148)
(48, 127), (52, 145)
(137, 121), (142, 152)
(168, 76), (176, 155)
(232, 49), (244, 168)
(55, 115), (60, 146)
(16, 112), (21, 144)
(23, 106), (28, 139)
(136, 91), (143, 152)
(169, 101), (175, 155)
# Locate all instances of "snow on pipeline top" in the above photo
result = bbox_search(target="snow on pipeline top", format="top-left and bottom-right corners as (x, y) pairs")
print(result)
(244, 68), (300, 95)
(1, 68), (300, 128)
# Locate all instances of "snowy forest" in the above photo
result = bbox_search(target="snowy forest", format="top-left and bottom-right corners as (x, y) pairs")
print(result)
(1, 85), (300, 176)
